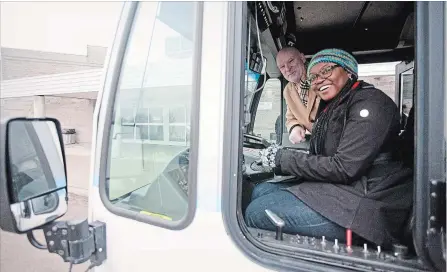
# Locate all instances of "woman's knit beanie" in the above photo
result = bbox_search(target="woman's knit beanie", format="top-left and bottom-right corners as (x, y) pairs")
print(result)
(307, 48), (358, 78)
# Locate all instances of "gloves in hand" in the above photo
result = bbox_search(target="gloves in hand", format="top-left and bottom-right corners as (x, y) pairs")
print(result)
(259, 143), (282, 168)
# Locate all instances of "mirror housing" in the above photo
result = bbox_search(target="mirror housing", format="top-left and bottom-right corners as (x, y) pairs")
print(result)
(0, 117), (68, 234)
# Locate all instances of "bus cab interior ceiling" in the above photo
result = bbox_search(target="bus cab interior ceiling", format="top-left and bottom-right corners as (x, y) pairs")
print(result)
(249, 1), (415, 65)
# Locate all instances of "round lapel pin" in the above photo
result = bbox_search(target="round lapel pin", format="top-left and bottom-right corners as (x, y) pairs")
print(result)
(360, 109), (369, 117)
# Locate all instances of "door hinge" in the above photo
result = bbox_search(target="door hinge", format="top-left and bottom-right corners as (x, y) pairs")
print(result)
(428, 179), (446, 234)
(426, 179), (446, 272)
(42, 219), (107, 267)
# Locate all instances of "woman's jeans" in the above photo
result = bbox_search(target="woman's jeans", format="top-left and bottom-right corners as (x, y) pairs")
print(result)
(245, 182), (346, 241)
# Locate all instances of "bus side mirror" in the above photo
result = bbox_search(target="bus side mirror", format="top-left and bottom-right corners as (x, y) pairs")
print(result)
(0, 118), (68, 234)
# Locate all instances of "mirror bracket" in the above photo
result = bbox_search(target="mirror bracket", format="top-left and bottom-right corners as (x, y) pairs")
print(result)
(39, 219), (107, 268)
(27, 231), (47, 249)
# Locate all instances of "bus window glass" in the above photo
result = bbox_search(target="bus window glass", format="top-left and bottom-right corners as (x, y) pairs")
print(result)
(106, 2), (197, 222)
(400, 68), (414, 120)
(252, 79), (282, 143)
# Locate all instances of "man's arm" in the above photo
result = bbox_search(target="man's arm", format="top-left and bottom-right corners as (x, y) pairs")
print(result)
(283, 83), (310, 133)
(285, 105), (303, 133)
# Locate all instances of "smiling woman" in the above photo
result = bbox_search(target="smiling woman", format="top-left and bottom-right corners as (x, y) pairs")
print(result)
(249, 48), (414, 248)
(309, 63), (349, 101)
(308, 48), (359, 101)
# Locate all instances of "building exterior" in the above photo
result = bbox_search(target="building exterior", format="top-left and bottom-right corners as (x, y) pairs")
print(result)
(1, 46), (106, 80)
(1, 46), (107, 196)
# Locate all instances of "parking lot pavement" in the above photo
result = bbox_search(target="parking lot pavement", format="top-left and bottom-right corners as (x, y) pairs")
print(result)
(0, 194), (90, 272)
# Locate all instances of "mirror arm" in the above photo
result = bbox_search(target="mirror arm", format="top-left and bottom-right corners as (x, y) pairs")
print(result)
(27, 230), (47, 250)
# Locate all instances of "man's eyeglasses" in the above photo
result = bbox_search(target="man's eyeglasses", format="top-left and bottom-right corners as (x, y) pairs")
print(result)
(308, 64), (341, 85)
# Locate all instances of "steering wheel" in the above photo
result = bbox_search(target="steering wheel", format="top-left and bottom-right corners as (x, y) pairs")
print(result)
(242, 134), (275, 174)
(177, 148), (190, 195)
(243, 134), (271, 149)
(159, 148), (190, 197)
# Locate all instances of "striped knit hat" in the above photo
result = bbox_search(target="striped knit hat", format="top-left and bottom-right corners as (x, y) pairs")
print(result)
(307, 48), (358, 79)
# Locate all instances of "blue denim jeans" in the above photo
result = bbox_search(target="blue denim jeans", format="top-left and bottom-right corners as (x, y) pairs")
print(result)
(245, 182), (346, 241)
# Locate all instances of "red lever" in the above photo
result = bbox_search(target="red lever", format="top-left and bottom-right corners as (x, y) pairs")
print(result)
(346, 229), (352, 248)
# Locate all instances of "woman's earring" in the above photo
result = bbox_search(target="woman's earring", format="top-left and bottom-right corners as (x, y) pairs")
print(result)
(348, 74), (352, 80)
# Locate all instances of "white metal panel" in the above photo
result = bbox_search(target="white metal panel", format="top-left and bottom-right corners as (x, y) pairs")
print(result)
(90, 2), (270, 271)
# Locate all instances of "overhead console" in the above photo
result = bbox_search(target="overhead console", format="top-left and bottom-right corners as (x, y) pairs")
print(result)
(248, 2), (297, 51)
(248, 1), (415, 64)
(246, 2), (297, 78)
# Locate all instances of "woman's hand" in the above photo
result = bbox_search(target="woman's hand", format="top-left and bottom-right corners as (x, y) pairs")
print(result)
(259, 144), (282, 168)
(289, 125), (306, 144)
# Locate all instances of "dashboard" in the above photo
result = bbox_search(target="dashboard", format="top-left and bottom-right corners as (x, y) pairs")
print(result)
(152, 133), (302, 203)
(118, 134), (299, 219)
(163, 149), (190, 197)
(242, 134), (299, 183)
(242, 134), (273, 180)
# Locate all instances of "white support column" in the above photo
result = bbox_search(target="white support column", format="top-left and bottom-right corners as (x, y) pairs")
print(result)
(33, 95), (45, 117)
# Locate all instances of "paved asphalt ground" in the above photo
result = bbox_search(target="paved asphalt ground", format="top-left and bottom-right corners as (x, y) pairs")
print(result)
(0, 194), (91, 272)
